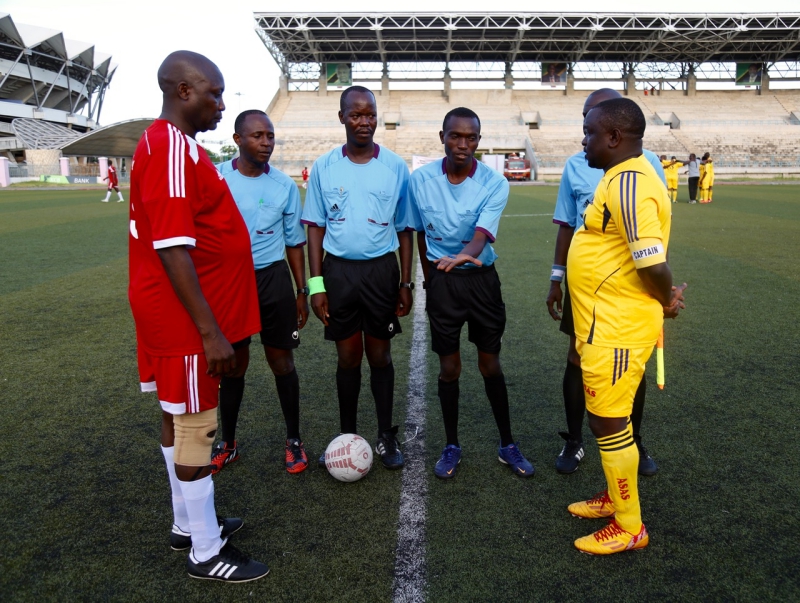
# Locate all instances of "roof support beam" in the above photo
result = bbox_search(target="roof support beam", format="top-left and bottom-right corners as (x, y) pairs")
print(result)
(24, 53), (42, 109)
(39, 60), (67, 108)
(0, 49), (25, 91)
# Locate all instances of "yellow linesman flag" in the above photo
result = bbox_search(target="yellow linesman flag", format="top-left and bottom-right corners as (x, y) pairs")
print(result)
(656, 327), (665, 390)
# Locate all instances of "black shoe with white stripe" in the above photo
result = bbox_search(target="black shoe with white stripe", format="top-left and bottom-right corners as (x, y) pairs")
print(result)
(187, 541), (269, 583)
(170, 516), (243, 551)
(555, 431), (585, 474)
(375, 426), (404, 470)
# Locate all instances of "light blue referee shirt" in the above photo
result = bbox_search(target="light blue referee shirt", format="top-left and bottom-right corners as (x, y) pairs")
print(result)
(301, 144), (412, 260)
(409, 158), (508, 269)
(218, 158), (305, 270)
(554, 149), (667, 229)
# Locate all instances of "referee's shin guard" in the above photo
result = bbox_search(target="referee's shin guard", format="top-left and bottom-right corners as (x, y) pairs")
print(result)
(597, 427), (642, 534)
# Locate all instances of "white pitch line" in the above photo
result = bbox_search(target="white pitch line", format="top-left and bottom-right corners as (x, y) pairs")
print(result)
(502, 213), (552, 217)
(392, 258), (429, 603)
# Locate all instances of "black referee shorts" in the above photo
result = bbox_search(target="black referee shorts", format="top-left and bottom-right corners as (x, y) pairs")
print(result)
(559, 281), (576, 338)
(426, 264), (506, 356)
(322, 252), (401, 342)
(256, 260), (300, 350)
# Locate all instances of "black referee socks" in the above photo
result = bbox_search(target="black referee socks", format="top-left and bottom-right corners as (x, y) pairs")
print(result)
(437, 378), (460, 447)
(370, 362), (395, 435)
(484, 373), (514, 447)
(219, 375), (245, 446)
(563, 361), (585, 441)
(274, 368), (301, 440)
(336, 364), (361, 434)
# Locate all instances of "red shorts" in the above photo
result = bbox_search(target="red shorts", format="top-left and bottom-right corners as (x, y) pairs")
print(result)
(137, 346), (220, 415)
(108, 181), (118, 189)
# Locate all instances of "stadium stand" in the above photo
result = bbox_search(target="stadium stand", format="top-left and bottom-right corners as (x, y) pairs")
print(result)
(266, 88), (800, 178)
(256, 12), (800, 180)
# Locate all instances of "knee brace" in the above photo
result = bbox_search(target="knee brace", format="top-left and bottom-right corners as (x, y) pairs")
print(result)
(173, 409), (217, 466)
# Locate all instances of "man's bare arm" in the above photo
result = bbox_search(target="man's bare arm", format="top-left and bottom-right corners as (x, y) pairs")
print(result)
(396, 230), (414, 317)
(546, 224), (575, 320)
(286, 245), (309, 329)
(306, 225), (329, 326)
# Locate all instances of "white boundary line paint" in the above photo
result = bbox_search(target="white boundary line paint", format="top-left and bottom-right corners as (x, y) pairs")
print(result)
(392, 257), (428, 603)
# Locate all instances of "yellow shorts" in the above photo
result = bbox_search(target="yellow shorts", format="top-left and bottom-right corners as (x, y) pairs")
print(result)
(576, 341), (653, 418)
(666, 179), (678, 189)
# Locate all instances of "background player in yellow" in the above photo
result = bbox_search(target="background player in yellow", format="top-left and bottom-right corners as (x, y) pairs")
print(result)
(699, 152), (714, 203)
(567, 98), (687, 555)
(661, 156), (684, 203)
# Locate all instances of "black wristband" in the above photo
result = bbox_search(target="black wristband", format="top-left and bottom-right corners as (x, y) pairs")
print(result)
(297, 286), (309, 296)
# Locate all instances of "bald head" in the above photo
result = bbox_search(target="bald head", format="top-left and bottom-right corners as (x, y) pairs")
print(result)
(157, 51), (222, 96)
(156, 51), (225, 136)
(583, 88), (622, 117)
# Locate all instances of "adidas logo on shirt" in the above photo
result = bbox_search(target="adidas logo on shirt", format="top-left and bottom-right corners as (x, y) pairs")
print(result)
(426, 222), (435, 232)
(330, 203), (341, 213)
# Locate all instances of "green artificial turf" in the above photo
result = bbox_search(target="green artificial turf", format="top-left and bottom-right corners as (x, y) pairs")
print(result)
(0, 186), (798, 601)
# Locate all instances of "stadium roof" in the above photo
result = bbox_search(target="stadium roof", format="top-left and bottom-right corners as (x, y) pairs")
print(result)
(254, 12), (800, 69)
(0, 13), (116, 124)
(12, 118), (80, 149)
(60, 118), (154, 157)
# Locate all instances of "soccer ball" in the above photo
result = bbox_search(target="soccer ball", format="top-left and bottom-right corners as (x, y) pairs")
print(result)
(324, 433), (373, 482)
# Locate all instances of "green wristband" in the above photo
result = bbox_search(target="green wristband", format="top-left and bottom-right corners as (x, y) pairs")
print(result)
(307, 276), (326, 296)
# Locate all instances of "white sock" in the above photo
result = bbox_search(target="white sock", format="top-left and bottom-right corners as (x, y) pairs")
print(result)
(104, 191), (110, 201)
(161, 446), (189, 532)
(117, 192), (124, 201)
(179, 475), (223, 562)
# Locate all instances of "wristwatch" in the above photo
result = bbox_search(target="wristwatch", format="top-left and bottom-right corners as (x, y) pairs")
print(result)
(399, 282), (415, 290)
(297, 286), (309, 296)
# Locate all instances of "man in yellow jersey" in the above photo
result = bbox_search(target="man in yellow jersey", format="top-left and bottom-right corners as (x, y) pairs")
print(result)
(699, 152), (714, 203)
(698, 155), (707, 202)
(662, 156), (684, 203)
(567, 98), (687, 555)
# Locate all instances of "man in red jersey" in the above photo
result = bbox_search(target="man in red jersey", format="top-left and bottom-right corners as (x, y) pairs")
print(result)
(128, 50), (268, 582)
(101, 160), (124, 202)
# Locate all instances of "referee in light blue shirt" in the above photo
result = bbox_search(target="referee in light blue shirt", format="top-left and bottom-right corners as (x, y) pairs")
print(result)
(408, 107), (535, 480)
(546, 88), (665, 476)
(301, 86), (414, 470)
(213, 110), (311, 475)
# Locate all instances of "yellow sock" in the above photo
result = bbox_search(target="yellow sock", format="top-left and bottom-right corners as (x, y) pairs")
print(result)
(671, 190), (678, 202)
(597, 426), (642, 533)
(709, 187), (713, 201)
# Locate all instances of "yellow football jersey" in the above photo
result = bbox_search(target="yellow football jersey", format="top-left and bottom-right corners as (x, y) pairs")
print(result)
(704, 161), (714, 182)
(664, 161), (683, 179)
(567, 154), (671, 348)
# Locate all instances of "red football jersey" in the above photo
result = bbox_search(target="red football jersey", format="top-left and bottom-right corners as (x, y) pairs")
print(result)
(107, 164), (119, 185)
(128, 119), (260, 357)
